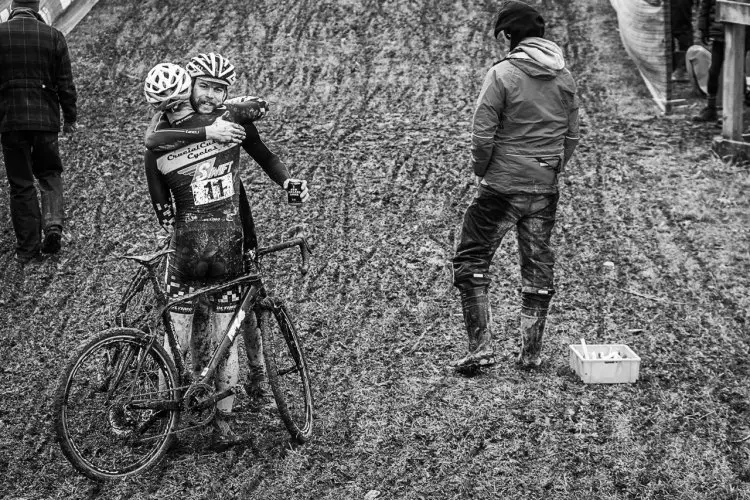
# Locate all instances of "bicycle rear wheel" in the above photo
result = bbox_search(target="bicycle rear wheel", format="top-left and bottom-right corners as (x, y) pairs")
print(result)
(53, 328), (180, 481)
(258, 302), (313, 443)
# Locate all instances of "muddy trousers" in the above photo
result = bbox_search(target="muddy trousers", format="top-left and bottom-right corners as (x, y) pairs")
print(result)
(452, 187), (558, 291)
(670, 0), (693, 52)
(453, 187), (558, 364)
(1, 131), (64, 262)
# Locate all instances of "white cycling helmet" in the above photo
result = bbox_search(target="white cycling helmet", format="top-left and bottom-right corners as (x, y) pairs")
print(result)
(185, 52), (237, 87)
(144, 63), (192, 111)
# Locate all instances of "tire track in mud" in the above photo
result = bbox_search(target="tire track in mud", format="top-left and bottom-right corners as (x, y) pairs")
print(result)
(547, 1), (737, 343)
(544, 2), (750, 485)
(7, 0), (749, 496)
(276, 0), (497, 455)
(559, 0), (749, 348)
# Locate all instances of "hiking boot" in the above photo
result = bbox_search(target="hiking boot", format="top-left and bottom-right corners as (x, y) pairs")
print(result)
(41, 229), (62, 254)
(450, 286), (496, 374)
(693, 106), (718, 122)
(209, 412), (244, 452)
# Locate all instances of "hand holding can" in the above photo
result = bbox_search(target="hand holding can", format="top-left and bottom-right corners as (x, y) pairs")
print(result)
(284, 179), (308, 205)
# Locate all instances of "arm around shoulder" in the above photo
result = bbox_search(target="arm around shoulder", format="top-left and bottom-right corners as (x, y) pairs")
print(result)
(144, 111), (207, 152)
(225, 96), (269, 124)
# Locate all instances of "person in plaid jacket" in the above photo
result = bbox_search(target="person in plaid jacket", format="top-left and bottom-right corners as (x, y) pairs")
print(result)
(0, 0), (77, 273)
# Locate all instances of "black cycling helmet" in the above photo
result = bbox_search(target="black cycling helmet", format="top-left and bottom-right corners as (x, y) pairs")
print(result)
(494, 0), (545, 50)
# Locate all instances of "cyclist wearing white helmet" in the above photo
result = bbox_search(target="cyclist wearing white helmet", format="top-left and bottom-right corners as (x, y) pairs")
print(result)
(142, 54), (309, 451)
(143, 62), (250, 148)
(143, 63), (191, 112)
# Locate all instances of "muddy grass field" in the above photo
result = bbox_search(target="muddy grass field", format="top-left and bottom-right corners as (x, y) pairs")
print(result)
(1, 0), (750, 498)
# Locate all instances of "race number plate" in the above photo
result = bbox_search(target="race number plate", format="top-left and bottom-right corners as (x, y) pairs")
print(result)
(192, 172), (234, 206)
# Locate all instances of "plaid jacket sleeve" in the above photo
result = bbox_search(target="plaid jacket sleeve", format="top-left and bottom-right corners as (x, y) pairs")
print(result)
(0, 11), (78, 132)
(56, 31), (77, 125)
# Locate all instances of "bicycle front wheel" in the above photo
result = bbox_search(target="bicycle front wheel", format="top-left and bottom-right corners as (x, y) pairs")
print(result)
(53, 328), (180, 481)
(259, 302), (313, 443)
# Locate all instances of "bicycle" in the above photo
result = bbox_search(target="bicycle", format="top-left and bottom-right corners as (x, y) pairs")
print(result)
(53, 229), (314, 481)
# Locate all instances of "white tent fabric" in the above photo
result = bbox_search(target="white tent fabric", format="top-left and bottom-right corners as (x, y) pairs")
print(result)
(609, 0), (673, 111)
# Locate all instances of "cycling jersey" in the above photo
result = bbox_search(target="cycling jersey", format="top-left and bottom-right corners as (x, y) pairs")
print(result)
(144, 97), (290, 313)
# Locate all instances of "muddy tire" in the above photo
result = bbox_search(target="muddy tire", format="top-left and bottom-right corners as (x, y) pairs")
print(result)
(53, 328), (180, 481)
(259, 303), (313, 443)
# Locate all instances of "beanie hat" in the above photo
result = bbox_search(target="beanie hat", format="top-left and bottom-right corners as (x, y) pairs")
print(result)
(11, 0), (40, 11)
(494, 0), (545, 50)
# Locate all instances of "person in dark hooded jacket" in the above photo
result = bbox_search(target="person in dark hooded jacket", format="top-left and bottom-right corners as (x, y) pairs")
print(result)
(451, 0), (580, 373)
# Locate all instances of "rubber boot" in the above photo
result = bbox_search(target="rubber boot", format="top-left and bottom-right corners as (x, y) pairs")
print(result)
(517, 290), (552, 369)
(451, 286), (496, 374)
(517, 312), (547, 369)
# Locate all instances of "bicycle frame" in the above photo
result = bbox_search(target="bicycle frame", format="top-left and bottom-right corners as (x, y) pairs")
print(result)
(124, 234), (310, 412)
(162, 273), (266, 395)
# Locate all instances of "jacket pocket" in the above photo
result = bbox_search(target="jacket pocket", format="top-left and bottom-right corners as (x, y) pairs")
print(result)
(535, 156), (562, 173)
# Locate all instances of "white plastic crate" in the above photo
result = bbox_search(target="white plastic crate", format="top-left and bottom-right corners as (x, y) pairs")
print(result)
(569, 344), (641, 384)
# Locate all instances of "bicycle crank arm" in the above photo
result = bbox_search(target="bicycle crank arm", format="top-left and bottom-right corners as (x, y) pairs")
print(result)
(129, 399), (182, 412)
(190, 387), (236, 411)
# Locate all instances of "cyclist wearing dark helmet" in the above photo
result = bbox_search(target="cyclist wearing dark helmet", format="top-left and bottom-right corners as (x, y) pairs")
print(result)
(142, 55), (309, 450)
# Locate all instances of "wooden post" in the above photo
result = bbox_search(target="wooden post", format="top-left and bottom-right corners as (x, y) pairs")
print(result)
(714, 0), (750, 161)
(722, 22), (746, 140)
(664, 0), (673, 113)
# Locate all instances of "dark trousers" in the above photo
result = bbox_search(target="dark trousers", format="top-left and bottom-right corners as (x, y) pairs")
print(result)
(707, 40), (725, 98)
(670, 0), (693, 52)
(1, 130), (64, 261)
(452, 186), (558, 293)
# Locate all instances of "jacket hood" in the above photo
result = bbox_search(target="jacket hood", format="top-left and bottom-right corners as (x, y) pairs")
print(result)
(506, 37), (566, 79)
